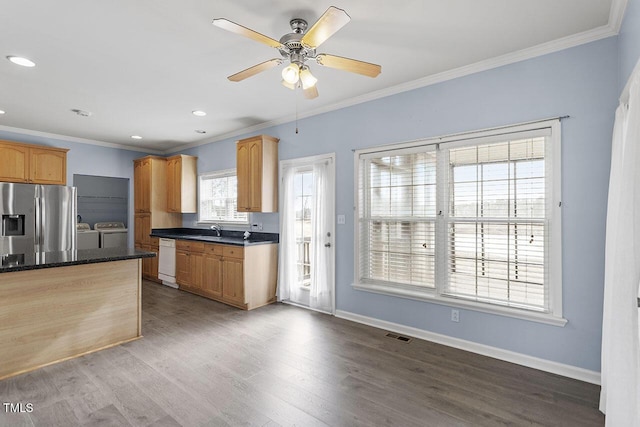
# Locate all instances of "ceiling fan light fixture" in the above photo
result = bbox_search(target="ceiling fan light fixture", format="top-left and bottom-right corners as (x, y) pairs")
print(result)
(281, 63), (300, 84)
(281, 79), (296, 90)
(299, 67), (317, 89)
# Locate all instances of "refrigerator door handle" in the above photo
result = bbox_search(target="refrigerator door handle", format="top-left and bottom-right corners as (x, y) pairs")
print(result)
(34, 196), (40, 252)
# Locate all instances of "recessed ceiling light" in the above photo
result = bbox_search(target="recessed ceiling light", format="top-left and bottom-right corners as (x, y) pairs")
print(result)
(0, 110), (5, 115)
(195, 130), (206, 134)
(131, 135), (143, 140)
(7, 56), (36, 67)
(192, 110), (207, 117)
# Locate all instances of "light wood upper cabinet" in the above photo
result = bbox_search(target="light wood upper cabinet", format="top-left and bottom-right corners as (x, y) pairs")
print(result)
(30, 148), (67, 185)
(0, 142), (29, 182)
(0, 140), (68, 185)
(134, 158), (151, 213)
(166, 155), (197, 213)
(236, 135), (279, 212)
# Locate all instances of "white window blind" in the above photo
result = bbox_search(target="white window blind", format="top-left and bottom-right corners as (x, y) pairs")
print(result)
(198, 169), (248, 223)
(355, 121), (562, 320)
(359, 150), (437, 288)
(444, 138), (547, 311)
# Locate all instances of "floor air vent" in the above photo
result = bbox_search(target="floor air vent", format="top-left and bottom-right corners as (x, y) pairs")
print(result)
(385, 332), (412, 343)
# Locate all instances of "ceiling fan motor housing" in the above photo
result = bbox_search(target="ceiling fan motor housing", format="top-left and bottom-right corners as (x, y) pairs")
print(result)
(279, 19), (316, 63)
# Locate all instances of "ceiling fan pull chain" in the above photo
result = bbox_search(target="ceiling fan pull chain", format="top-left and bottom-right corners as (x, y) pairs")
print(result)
(295, 84), (299, 134)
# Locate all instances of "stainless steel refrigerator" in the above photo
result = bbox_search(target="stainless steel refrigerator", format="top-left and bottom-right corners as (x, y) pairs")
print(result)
(0, 182), (77, 255)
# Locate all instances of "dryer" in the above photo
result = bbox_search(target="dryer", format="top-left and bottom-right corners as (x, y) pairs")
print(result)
(94, 222), (128, 248)
(76, 223), (99, 250)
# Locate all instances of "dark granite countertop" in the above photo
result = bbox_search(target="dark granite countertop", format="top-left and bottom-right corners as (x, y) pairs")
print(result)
(150, 228), (279, 246)
(0, 247), (155, 273)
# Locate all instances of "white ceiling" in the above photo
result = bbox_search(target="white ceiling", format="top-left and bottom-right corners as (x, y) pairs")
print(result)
(0, 0), (621, 153)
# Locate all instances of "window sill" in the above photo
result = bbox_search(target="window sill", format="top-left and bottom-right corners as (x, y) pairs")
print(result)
(352, 282), (567, 327)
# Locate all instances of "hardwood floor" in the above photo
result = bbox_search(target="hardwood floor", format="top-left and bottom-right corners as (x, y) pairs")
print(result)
(0, 280), (604, 426)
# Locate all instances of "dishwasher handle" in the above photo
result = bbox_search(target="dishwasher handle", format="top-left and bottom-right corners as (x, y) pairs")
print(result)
(159, 238), (175, 247)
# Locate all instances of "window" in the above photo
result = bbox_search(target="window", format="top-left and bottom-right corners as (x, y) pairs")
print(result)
(355, 120), (563, 323)
(294, 168), (313, 288)
(198, 169), (248, 223)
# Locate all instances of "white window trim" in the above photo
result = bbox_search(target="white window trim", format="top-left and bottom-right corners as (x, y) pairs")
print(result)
(353, 119), (565, 326)
(197, 168), (249, 225)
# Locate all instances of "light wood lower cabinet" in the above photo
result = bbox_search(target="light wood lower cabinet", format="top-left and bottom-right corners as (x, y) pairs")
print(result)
(176, 240), (203, 292)
(222, 252), (244, 306)
(175, 240), (277, 310)
(139, 238), (160, 283)
(134, 214), (151, 246)
(202, 244), (223, 298)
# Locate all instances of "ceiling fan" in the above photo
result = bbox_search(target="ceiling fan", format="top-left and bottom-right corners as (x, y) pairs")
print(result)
(212, 6), (381, 99)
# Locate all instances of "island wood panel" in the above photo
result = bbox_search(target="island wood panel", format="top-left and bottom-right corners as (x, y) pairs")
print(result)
(0, 259), (141, 380)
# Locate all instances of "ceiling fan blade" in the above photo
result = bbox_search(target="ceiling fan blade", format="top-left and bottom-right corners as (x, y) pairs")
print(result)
(316, 54), (381, 78)
(303, 85), (319, 99)
(228, 58), (283, 82)
(213, 18), (283, 49)
(301, 6), (350, 49)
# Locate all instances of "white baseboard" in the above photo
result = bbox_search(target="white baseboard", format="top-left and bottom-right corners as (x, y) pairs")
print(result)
(335, 309), (601, 385)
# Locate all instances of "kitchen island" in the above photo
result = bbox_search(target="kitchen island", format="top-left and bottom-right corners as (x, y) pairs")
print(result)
(0, 247), (154, 380)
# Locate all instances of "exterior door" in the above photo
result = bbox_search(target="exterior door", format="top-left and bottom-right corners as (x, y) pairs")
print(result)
(278, 154), (336, 314)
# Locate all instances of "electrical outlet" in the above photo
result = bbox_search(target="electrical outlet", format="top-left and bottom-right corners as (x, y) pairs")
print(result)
(451, 309), (459, 323)
(337, 214), (346, 225)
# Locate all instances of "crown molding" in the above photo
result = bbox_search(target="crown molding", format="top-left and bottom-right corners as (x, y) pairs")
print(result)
(609, 0), (629, 33)
(170, 23), (620, 153)
(0, 125), (164, 155)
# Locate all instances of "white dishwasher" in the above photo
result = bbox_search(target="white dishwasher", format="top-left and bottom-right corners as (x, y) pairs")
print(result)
(158, 238), (177, 288)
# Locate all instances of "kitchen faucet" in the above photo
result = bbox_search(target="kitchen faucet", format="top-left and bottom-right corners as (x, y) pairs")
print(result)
(210, 223), (222, 237)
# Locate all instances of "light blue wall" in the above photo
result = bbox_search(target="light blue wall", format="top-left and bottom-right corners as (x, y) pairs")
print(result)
(620, 0), (640, 88)
(180, 37), (619, 371)
(0, 130), (148, 247)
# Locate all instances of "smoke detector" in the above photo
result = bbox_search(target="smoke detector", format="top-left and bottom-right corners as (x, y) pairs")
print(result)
(71, 109), (92, 117)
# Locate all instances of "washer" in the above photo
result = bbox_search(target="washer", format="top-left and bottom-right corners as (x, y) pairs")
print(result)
(94, 222), (128, 248)
(77, 223), (99, 250)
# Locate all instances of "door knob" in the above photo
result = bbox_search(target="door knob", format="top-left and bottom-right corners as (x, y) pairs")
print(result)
(324, 243), (331, 248)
